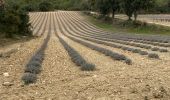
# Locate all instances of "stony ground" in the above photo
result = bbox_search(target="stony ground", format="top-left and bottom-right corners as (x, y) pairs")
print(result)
(0, 11), (170, 100)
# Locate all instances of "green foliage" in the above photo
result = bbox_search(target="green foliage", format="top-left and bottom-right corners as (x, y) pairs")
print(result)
(3, 0), (169, 13)
(18, 10), (32, 36)
(122, 0), (155, 20)
(93, 0), (154, 21)
(39, 1), (54, 11)
(0, 0), (32, 38)
(96, 0), (111, 15)
(122, 0), (134, 20)
(86, 14), (170, 35)
(154, 0), (170, 13)
(110, 0), (120, 18)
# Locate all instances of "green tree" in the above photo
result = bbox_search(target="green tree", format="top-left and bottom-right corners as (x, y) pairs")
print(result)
(18, 9), (32, 36)
(96, 0), (110, 15)
(133, 0), (155, 21)
(122, 0), (154, 21)
(39, 1), (54, 11)
(122, 0), (134, 20)
(0, 0), (32, 38)
(168, 0), (170, 12)
(109, 0), (120, 19)
(88, 0), (96, 10)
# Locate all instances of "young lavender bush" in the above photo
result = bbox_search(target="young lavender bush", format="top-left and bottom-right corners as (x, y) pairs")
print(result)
(148, 53), (159, 59)
(62, 32), (132, 65)
(25, 61), (41, 74)
(22, 73), (37, 85)
(151, 47), (159, 51)
(125, 58), (132, 65)
(58, 35), (96, 71)
(139, 51), (148, 55)
(159, 49), (168, 52)
(81, 63), (96, 71)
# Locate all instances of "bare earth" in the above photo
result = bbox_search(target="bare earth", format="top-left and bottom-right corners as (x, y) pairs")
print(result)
(0, 11), (170, 100)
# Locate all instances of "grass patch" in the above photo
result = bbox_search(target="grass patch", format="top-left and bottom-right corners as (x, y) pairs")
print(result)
(83, 13), (170, 35)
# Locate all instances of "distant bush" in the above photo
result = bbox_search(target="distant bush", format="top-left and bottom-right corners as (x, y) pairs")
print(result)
(22, 4), (37, 12)
(39, 1), (54, 11)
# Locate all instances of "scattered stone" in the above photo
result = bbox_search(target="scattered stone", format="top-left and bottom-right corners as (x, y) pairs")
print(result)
(3, 72), (9, 77)
(2, 82), (13, 86)
(9, 65), (13, 67)
(93, 75), (97, 78)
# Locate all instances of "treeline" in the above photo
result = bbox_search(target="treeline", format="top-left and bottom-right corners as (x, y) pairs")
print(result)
(19, 0), (87, 11)
(16, 0), (170, 14)
(84, 0), (156, 21)
(0, 0), (32, 38)
(87, 0), (170, 20)
(154, 0), (170, 13)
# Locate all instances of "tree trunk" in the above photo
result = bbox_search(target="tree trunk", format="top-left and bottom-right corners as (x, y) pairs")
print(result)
(0, 0), (5, 9)
(112, 11), (115, 24)
(128, 16), (132, 21)
(112, 11), (115, 20)
(134, 11), (138, 21)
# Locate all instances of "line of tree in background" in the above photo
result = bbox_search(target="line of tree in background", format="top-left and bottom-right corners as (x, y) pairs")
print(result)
(88, 0), (155, 21)
(11, 0), (170, 13)
(20, 0), (170, 21)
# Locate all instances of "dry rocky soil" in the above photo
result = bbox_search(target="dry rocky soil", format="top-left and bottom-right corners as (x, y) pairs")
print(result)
(0, 11), (170, 100)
